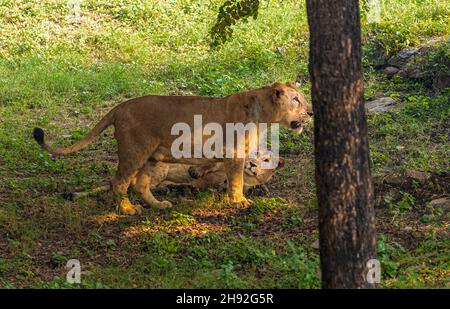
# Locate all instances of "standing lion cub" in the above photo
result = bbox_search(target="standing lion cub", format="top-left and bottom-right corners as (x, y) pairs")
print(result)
(33, 82), (311, 215)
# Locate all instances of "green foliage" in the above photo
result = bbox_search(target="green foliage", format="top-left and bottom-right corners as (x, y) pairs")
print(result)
(220, 260), (245, 288)
(377, 236), (450, 288)
(366, 22), (416, 58)
(367, 87), (449, 173)
(279, 125), (313, 154)
(403, 93), (450, 120)
(362, 0), (449, 65)
(385, 191), (415, 215)
(166, 211), (196, 227)
(51, 252), (69, 266)
(247, 197), (288, 221)
(210, 0), (260, 46)
(146, 232), (180, 255)
(377, 235), (401, 278)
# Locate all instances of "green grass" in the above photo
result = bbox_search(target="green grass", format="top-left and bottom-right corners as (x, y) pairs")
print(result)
(0, 0), (449, 288)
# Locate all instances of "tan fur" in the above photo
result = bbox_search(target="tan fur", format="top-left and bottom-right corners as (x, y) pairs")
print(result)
(34, 82), (310, 215)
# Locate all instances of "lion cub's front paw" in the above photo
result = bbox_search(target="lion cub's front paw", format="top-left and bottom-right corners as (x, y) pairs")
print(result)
(155, 200), (173, 209)
(117, 198), (143, 216)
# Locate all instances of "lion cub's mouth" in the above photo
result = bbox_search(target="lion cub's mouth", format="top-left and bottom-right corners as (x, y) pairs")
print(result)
(290, 121), (304, 133)
(290, 121), (301, 129)
(290, 121), (304, 134)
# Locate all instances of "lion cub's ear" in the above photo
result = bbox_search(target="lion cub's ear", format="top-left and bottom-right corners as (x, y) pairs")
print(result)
(277, 158), (286, 169)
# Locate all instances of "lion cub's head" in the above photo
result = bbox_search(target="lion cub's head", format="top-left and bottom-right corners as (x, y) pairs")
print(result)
(243, 151), (285, 188)
(271, 81), (313, 134)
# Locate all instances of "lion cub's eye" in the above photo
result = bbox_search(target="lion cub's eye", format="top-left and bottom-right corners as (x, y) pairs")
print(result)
(293, 96), (300, 102)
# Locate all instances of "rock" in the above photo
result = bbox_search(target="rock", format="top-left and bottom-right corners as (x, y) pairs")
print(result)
(387, 48), (418, 68)
(311, 240), (320, 250)
(383, 175), (405, 186)
(276, 46), (286, 54)
(394, 45), (442, 83)
(403, 169), (431, 182)
(366, 44), (387, 69)
(432, 72), (450, 93)
(375, 169), (431, 186)
(429, 197), (450, 212)
(383, 66), (400, 78)
(399, 66), (430, 80)
(365, 97), (396, 113)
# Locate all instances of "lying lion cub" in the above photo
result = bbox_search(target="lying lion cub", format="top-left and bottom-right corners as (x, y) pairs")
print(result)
(136, 151), (285, 192)
(33, 82), (311, 215)
(70, 154), (284, 201)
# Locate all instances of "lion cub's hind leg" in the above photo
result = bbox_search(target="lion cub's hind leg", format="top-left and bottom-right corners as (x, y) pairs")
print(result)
(133, 161), (173, 209)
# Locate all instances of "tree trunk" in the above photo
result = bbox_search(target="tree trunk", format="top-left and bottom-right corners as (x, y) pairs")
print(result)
(305, 0), (377, 288)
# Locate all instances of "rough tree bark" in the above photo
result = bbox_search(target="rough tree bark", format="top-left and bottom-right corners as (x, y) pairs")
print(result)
(305, 0), (377, 288)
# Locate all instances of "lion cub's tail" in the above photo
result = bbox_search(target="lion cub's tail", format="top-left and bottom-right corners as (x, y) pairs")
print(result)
(33, 108), (116, 155)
